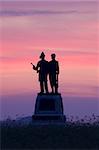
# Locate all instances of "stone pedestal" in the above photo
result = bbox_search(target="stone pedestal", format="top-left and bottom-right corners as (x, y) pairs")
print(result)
(32, 93), (66, 122)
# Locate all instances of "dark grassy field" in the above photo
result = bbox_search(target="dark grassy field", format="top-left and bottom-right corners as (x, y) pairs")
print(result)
(1, 119), (99, 149)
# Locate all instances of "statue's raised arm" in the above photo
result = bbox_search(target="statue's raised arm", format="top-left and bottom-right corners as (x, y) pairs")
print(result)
(31, 62), (40, 73)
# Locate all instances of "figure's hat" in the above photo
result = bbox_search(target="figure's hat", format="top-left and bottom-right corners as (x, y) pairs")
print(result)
(51, 53), (56, 58)
(40, 52), (45, 58)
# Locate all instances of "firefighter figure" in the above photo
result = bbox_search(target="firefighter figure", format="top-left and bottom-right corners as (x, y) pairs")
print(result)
(49, 53), (59, 94)
(31, 52), (48, 94)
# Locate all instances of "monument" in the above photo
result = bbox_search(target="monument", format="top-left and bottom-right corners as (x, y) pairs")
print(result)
(31, 52), (66, 122)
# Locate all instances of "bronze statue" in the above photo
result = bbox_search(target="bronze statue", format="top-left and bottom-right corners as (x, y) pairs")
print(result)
(31, 52), (59, 94)
(49, 54), (59, 93)
(31, 52), (49, 94)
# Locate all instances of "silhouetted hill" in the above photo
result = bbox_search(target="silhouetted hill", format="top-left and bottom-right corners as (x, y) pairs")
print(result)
(1, 116), (99, 149)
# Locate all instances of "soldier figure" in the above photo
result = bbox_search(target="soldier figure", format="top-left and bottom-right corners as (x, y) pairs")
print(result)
(49, 54), (59, 94)
(32, 52), (48, 94)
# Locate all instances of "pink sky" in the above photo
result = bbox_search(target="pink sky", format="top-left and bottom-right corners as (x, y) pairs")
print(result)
(0, 1), (99, 119)
(1, 1), (98, 95)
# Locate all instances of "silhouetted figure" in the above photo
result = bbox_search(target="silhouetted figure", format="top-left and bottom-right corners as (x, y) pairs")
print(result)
(32, 52), (49, 94)
(49, 54), (59, 93)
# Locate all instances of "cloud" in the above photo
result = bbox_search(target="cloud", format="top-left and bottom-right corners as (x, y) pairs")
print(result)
(0, 10), (77, 16)
(0, 9), (95, 17)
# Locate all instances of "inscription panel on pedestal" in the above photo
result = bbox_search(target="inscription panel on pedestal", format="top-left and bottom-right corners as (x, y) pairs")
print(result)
(39, 98), (55, 111)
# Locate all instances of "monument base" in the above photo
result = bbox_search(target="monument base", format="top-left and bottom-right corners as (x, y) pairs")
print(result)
(32, 93), (66, 123)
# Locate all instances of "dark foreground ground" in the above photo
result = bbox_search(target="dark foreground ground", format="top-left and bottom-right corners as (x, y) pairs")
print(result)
(1, 119), (99, 150)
